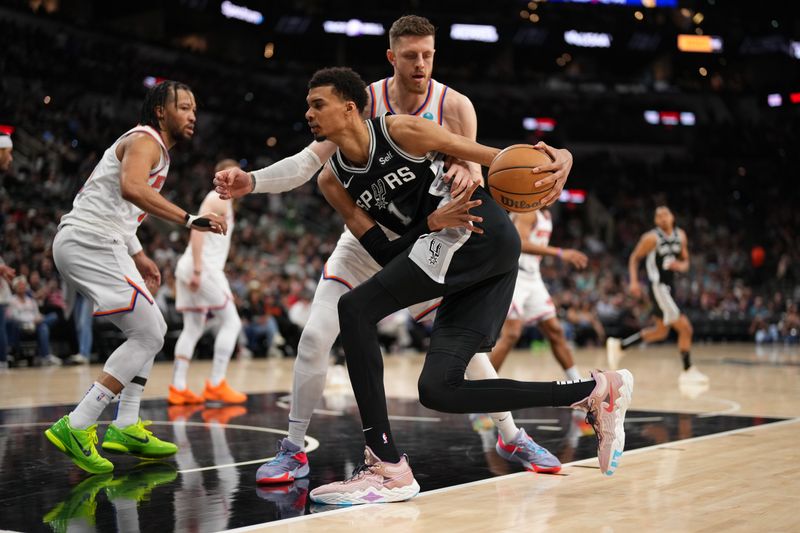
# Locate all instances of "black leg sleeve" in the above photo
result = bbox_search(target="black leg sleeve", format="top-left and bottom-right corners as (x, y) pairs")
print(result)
(418, 326), (596, 413)
(338, 256), (445, 461)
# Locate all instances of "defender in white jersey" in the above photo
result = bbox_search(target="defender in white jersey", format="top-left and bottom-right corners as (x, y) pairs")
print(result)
(213, 16), (574, 484)
(606, 206), (708, 385)
(489, 208), (588, 382)
(169, 159), (246, 407)
(45, 81), (228, 475)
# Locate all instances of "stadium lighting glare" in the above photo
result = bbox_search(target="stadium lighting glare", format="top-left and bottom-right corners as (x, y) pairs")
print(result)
(767, 94), (782, 107)
(522, 117), (557, 131)
(564, 30), (612, 48)
(643, 110), (659, 125)
(450, 24), (499, 43)
(220, 1), (264, 25)
(791, 41), (800, 59)
(323, 19), (385, 37)
(677, 34), (723, 53)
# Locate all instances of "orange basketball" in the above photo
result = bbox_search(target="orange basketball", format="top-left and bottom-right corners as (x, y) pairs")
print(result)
(487, 144), (554, 213)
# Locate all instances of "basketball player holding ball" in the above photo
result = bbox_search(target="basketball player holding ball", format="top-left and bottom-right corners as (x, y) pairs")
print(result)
(299, 67), (634, 505)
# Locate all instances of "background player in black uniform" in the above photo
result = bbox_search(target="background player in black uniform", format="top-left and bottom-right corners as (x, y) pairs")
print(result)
(302, 67), (634, 505)
(606, 206), (709, 385)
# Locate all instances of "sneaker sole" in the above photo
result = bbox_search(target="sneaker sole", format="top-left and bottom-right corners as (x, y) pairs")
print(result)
(605, 369), (634, 476)
(495, 446), (562, 474)
(45, 429), (114, 474)
(256, 463), (310, 485)
(309, 479), (420, 505)
(101, 442), (178, 459)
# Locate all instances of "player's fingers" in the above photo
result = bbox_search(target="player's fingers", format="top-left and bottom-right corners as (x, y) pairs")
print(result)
(468, 223), (484, 235)
(533, 141), (557, 159)
(533, 171), (559, 188)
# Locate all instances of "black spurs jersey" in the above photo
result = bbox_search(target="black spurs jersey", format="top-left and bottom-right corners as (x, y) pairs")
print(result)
(645, 227), (682, 286)
(327, 116), (446, 236)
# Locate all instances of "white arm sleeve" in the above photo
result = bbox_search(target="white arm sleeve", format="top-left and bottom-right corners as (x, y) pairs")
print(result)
(126, 235), (143, 256)
(251, 147), (323, 194)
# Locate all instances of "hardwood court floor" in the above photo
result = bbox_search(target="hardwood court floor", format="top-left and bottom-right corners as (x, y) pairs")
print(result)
(0, 343), (798, 532)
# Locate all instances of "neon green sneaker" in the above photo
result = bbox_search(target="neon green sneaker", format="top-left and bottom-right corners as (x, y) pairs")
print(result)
(101, 419), (178, 459)
(44, 416), (114, 474)
(105, 462), (178, 503)
(42, 473), (114, 533)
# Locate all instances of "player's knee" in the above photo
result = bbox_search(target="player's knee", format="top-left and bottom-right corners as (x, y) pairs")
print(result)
(417, 359), (463, 412)
(337, 291), (361, 325)
(502, 323), (523, 344)
(297, 326), (332, 372)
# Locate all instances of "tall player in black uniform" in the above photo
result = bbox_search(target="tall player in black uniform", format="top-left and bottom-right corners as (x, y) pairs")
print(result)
(606, 206), (708, 385)
(302, 67), (634, 506)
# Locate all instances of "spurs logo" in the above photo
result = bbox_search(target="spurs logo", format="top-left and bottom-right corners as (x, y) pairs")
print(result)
(371, 180), (388, 210)
(428, 239), (442, 265)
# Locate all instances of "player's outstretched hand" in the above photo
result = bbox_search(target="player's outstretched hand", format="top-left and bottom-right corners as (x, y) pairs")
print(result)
(214, 167), (252, 199)
(427, 179), (484, 234)
(443, 157), (481, 197)
(192, 212), (228, 235)
(562, 249), (588, 269)
(530, 141), (573, 207)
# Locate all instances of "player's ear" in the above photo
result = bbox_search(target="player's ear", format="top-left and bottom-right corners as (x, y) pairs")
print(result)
(386, 48), (395, 65)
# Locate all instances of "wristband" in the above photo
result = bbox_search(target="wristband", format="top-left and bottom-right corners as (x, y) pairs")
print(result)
(184, 214), (212, 228)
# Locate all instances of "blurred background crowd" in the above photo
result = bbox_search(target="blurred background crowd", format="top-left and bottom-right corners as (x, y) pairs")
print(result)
(1, 1), (798, 365)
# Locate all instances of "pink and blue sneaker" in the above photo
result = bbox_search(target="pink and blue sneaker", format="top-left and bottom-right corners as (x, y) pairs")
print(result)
(496, 428), (562, 474)
(256, 438), (310, 484)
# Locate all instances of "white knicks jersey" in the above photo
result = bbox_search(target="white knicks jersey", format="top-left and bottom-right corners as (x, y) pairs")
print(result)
(517, 210), (552, 276)
(368, 77), (449, 124)
(59, 125), (170, 241)
(177, 192), (234, 273)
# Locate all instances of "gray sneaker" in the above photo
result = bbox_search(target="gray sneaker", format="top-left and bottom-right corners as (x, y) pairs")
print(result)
(256, 438), (310, 484)
(571, 369), (634, 476)
(495, 428), (562, 473)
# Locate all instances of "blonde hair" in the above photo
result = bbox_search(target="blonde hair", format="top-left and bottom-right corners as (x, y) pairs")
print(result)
(389, 15), (435, 48)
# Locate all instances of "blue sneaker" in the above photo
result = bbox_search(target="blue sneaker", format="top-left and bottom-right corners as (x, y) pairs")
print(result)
(496, 428), (561, 474)
(256, 438), (310, 484)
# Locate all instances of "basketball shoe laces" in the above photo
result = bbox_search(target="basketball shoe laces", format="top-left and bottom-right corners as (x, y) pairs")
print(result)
(347, 462), (375, 481)
(512, 437), (548, 458)
(265, 441), (294, 466)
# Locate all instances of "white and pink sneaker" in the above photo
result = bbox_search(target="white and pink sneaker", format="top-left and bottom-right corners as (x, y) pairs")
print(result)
(571, 369), (634, 476)
(309, 447), (420, 505)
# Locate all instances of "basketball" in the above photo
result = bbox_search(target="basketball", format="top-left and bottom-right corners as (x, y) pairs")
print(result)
(487, 144), (554, 213)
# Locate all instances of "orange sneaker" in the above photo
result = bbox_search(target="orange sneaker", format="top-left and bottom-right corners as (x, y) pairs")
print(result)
(168, 385), (205, 406)
(202, 406), (247, 425)
(203, 379), (247, 404)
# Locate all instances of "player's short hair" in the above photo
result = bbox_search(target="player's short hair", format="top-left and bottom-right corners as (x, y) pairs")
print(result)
(308, 67), (367, 113)
(140, 80), (193, 130)
(389, 15), (436, 48)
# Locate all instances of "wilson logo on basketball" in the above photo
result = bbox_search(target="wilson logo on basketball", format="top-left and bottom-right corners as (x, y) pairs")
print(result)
(499, 195), (542, 211)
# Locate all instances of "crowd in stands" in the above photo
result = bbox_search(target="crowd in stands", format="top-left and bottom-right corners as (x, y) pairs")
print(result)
(1, 12), (798, 365)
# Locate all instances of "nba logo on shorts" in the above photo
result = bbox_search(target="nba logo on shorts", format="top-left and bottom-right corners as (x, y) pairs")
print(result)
(382, 432), (389, 444)
(428, 239), (442, 265)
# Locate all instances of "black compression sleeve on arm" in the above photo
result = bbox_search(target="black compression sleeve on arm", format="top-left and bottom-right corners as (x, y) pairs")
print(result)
(358, 220), (430, 267)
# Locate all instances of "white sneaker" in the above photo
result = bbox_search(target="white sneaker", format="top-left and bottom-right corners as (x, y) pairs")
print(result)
(679, 366), (709, 385)
(40, 354), (63, 367)
(67, 353), (90, 365)
(606, 337), (623, 370)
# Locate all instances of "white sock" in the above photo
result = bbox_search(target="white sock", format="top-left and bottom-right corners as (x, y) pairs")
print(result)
(68, 382), (114, 429)
(287, 418), (310, 449)
(114, 381), (145, 428)
(565, 365), (581, 381)
(210, 352), (230, 387)
(210, 303), (240, 386)
(478, 429), (496, 452)
(491, 412), (520, 443)
(173, 356), (190, 390)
